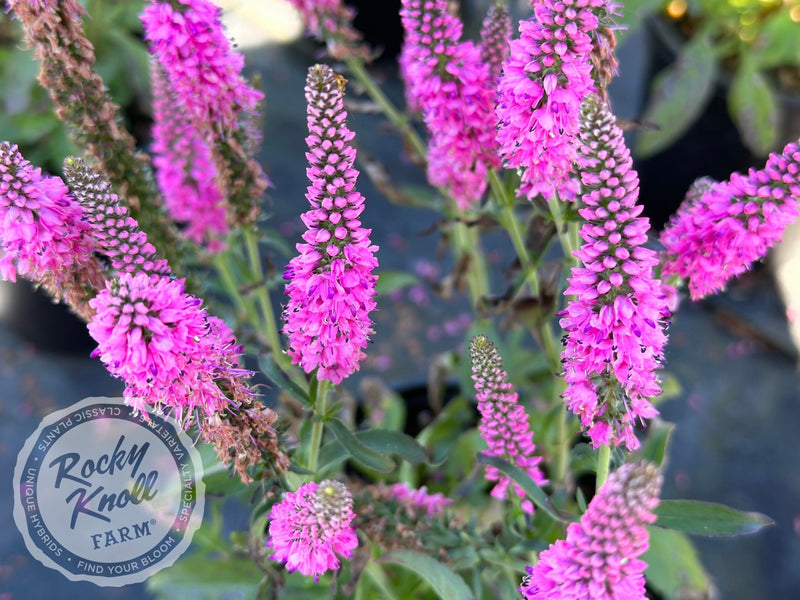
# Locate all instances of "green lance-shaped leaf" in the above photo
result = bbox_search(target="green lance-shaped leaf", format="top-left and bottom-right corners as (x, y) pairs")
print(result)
(636, 28), (718, 158)
(319, 429), (429, 473)
(258, 353), (310, 405)
(324, 418), (396, 473)
(477, 454), (569, 523)
(643, 526), (713, 599)
(729, 56), (780, 156)
(655, 499), (774, 537)
(381, 550), (476, 600)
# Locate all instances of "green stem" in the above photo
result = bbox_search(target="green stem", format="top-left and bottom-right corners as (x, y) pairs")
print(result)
(307, 378), (330, 474)
(489, 170), (540, 296)
(547, 194), (577, 260)
(212, 251), (252, 319)
(452, 217), (489, 310)
(243, 228), (290, 372)
(344, 58), (428, 163)
(596, 444), (611, 491)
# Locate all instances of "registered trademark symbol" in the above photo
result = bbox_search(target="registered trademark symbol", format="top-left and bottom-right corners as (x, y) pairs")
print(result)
(150, 518), (156, 526)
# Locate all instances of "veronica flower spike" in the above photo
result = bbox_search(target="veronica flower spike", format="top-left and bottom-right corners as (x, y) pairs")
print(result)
(470, 335), (547, 513)
(661, 139), (800, 300)
(495, 0), (616, 202)
(520, 461), (662, 600)
(0, 142), (103, 320)
(560, 96), (671, 450)
(267, 479), (358, 580)
(399, 0), (499, 209)
(141, 0), (262, 137)
(283, 65), (379, 384)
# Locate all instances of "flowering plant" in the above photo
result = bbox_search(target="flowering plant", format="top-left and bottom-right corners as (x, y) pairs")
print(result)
(1, 0), (792, 598)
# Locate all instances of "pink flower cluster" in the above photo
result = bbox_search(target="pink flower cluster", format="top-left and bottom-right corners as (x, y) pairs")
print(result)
(400, 0), (499, 209)
(0, 143), (98, 290)
(389, 483), (452, 517)
(495, 0), (612, 202)
(141, 0), (262, 136)
(470, 335), (547, 513)
(283, 65), (378, 384)
(150, 63), (226, 251)
(88, 273), (250, 418)
(63, 158), (252, 419)
(560, 98), (670, 450)
(661, 139), (800, 300)
(267, 479), (358, 580)
(520, 461), (662, 600)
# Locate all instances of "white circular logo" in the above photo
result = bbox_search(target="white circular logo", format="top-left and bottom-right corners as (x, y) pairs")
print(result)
(13, 397), (205, 586)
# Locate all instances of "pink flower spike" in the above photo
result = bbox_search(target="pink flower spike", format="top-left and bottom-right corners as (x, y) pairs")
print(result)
(520, 461), (662, 600)
(495, 0), (615, 202)
(267, 480), (358, 581)
(283, 65), (378, 384)
(141, 0), (262, 136)
(470, 335), (547, 512)
(479, 3), (512, 84)
(0, 143), (102, 310)
(560, 97), (671, 450)
(400, 0), (499, 209)
(88, 272), (253, 420)
(660, 140), (800, 300)
(63, 157), (171, 278)
(150, 61), (227, 251)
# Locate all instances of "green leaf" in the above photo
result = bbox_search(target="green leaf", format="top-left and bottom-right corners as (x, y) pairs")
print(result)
(636, 29), (718, 158)
(381, 550), (476, 600)
(375, 270), (421, 296)
(477, 454), (569, 523)
(258, 353), (310, 405)
(644, 526), (712, 600)
(729, 57), (779, 156)
(751, 12), (800, 69)
(638, 421), (674, 467)
(655, 499), (774, 537)
(319, 429), (428, 472)
(324, 419), (396, 473)
(146, 554), (263, 600)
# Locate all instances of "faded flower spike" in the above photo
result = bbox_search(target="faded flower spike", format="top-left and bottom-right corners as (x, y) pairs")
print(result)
(283, 65), (378, 384)
(520, 461), (662, 600)
(267, 479), (358, 580)
(661, 138), (800, 300)
(560, 97), (671, 450)
(495, 0), (616, 202)
(400, 0), (499, 209)
(0, 143), (104, 320)
(470, 335), (547, 513)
